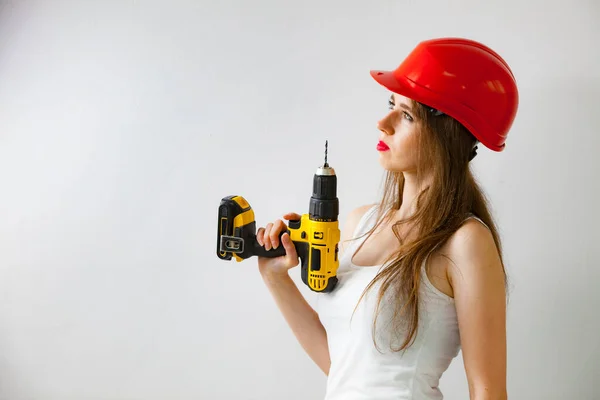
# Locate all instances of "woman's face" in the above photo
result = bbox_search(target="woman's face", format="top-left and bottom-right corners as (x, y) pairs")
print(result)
(376, 93), (421, 173)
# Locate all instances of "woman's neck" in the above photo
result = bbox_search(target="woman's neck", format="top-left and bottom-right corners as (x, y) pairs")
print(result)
(395, 170), (432, 220)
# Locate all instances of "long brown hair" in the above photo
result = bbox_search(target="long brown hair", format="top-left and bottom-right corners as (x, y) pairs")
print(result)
(354, 100), (507, 352)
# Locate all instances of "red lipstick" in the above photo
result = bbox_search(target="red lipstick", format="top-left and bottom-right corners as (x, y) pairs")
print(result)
(377, 141), (390, 151)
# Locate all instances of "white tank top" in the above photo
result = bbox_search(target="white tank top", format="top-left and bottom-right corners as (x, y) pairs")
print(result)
(316, 205), (485, 400)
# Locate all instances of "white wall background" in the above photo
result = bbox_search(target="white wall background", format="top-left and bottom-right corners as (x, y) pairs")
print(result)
(0, 0), (598, 399)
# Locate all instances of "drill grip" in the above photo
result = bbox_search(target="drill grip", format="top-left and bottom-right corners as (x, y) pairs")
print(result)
(252, 230), (289, 258)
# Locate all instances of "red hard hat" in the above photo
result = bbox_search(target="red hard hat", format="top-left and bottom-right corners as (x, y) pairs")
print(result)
(370, 37), (519, 151)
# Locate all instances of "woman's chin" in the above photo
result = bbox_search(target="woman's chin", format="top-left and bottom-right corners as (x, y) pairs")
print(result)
(378, 158), (412, 173)
(378, 159), (399, 172)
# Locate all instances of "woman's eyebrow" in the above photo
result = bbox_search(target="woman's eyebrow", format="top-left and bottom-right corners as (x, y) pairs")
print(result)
(398, 102), (414, 113)
(390, 95), (414, 113)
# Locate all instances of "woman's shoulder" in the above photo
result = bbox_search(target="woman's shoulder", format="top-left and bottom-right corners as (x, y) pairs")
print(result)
(347, 203), (378, 223)
(445, 217), (495, 254)
(340, 203), (378, 247)
(451, 216), (494, 248)
(444, 216), (502, 284)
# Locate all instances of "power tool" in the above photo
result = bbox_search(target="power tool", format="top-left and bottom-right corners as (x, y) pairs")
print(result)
(216, 141), (340, 293)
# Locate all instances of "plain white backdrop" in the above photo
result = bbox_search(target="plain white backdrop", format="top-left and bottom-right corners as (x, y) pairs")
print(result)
(0, 0), (598, 399)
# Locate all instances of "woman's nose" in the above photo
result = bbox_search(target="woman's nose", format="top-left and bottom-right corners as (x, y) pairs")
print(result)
(377, 116), (394, 136)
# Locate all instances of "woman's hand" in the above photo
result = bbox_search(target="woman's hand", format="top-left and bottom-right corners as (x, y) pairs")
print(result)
(256, 212), (301, 279)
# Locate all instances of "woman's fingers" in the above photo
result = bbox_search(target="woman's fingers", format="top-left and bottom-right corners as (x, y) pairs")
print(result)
(283, 212), (302, 221)
(256, 227), (264, 246)
(258, 213), (301, 251)
(270, 219), (286, 249)
(263, 223), (273, 250)
(281, 232), (298, 267)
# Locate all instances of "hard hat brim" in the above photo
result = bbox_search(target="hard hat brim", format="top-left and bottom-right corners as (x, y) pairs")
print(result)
(369, 69), (451, 120)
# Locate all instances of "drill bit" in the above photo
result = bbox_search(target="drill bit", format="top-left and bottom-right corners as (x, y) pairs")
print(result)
(324, 140), (329, 167)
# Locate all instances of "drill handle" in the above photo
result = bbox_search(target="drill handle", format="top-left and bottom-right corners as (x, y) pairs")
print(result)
(252, 229), (289, 258)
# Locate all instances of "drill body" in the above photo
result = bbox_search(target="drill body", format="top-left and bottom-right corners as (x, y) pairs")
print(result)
(287, 163), (340, 292)
(217, 146), (340, 293)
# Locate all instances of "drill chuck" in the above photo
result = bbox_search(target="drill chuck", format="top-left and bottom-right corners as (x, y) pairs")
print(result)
(309, 165), (339, 222)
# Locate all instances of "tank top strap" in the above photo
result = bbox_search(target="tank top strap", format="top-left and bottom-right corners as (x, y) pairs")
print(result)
(420, 213), (491, 301)
(464, 213), (490, 230)
(422, 213), (491, 266)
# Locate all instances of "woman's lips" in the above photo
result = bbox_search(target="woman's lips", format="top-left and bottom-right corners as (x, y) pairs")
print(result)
(377, 141), (390, 151)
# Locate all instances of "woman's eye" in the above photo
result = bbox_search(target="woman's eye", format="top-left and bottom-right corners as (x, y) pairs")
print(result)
(388, 100), (395, 110)
(403, 111), (414, 122)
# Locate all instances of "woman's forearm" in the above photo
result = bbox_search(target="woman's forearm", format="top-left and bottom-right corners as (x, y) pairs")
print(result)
(261, 270), (330, 375)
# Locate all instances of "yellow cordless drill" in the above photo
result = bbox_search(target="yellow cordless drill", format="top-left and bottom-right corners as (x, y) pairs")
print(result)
(216, 141), (340, 293)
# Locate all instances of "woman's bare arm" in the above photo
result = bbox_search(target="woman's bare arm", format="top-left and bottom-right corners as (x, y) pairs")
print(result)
(447, 220), (508, 400)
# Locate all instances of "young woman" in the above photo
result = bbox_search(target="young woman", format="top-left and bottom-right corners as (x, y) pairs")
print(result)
(256, 37), (518, 400)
